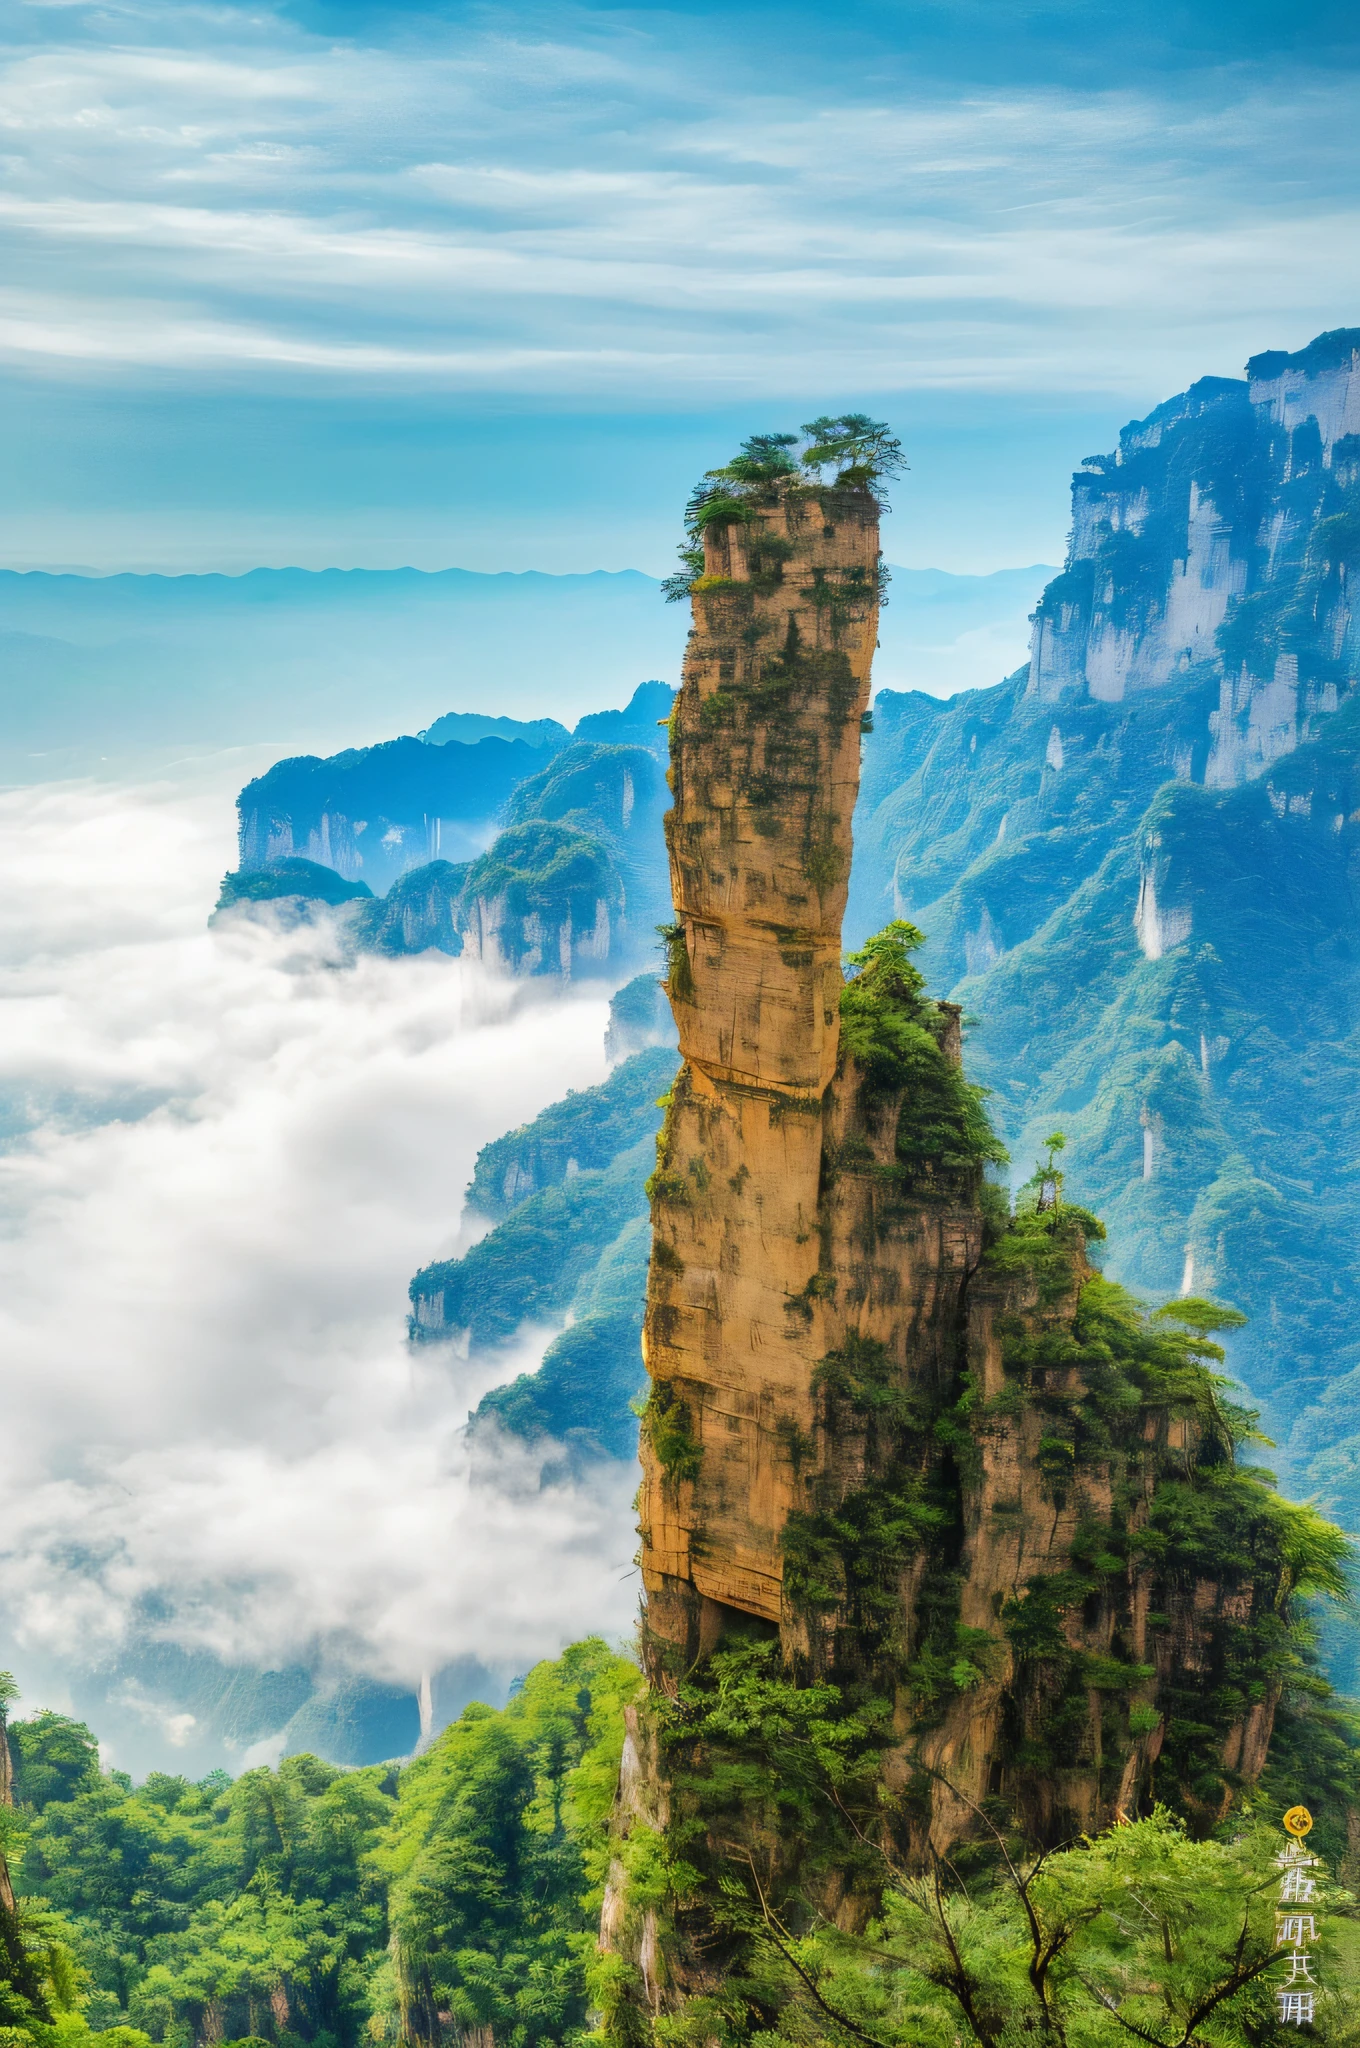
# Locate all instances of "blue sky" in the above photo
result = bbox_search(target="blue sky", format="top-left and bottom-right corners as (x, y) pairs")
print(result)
(3, 0), (1359, 574)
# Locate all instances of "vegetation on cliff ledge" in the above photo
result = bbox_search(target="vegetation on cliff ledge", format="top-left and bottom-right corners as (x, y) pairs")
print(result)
(660, 419), (905, 604)
(604, 1163), (1357, 2045)
(838, 919), (1007, 1193)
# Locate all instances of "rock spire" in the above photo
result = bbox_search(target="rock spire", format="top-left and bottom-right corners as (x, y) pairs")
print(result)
(641, 464), (888, 1650)
(604, 429), (1331, 2037)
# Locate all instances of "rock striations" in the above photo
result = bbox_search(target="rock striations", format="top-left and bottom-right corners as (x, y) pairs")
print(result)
(1024, 329), (1360, 783)
(602, 429), (1343, 2039)
(640, 465), (887, 1639)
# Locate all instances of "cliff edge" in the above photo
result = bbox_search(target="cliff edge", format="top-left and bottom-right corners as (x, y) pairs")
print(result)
(600, 424), (1347, 2040)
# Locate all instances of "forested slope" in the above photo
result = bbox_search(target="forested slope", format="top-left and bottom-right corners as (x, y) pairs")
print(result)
(846, 332), (1360, 1650)
(0, 1644), (638, 2048)
(408, 1032), (678, 1465)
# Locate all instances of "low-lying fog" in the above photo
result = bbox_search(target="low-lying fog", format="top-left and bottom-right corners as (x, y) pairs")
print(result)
(0, 754), (638, 1774)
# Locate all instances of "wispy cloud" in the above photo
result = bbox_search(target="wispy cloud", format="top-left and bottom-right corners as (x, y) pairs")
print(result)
(1, 2), (1358, 400)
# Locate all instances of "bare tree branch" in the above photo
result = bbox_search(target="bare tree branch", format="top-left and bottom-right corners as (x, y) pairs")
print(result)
(729, 1849), (890, 2048)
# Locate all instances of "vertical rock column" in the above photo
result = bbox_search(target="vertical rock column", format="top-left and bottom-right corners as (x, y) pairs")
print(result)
(639, 478), (882, 1656)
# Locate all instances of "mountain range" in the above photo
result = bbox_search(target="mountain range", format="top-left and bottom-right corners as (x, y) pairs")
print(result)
(15, 329), (1360, 1764)
(400, 329), (1360, 1686)
(218, 682), (676, 971)
(0, 561), (1047, 781)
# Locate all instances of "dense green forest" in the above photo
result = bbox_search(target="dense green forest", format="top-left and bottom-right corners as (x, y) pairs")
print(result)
(0, 1645), (638, 2048)
(5, 1614), (1360, 2048)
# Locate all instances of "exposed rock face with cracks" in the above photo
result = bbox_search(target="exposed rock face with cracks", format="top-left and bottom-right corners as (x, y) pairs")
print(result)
(604, 442), (1327, 2036)
(640, 471), (890, 1646)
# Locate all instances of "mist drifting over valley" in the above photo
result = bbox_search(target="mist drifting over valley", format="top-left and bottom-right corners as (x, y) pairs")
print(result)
(0, 762), (638, 1775)
(0, 553), (1053, 1772)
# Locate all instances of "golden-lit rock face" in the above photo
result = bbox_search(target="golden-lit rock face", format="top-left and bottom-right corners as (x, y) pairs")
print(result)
(664, 492), (881, 1097)
(631, 470), (1281, 1855)
(638, 476), (935, 1642)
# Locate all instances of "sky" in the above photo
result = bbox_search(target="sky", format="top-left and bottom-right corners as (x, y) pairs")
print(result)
(4, 0), (1360, 574)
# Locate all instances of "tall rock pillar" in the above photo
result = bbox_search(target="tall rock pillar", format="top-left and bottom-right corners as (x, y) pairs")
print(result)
(639, 472), (884, 1653)
(606, 444), (1314, 2043)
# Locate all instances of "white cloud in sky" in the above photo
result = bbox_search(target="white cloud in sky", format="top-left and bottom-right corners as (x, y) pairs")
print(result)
(1, 2), (1358, 400)
(0, 765), (638, 1717)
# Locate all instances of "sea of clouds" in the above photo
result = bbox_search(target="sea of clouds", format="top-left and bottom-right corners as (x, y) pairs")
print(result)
(0, 757), (639, 1769)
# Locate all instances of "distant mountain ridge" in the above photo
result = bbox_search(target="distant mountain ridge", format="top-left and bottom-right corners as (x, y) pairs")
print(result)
(238, 733), (548, 879)
(0, 565), (687, 775)
(0, 562), (1049, 779)
(224, 685), (676, 972)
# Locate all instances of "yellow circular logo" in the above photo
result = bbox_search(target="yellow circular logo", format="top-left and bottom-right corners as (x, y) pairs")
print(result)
(1283, 1806), (1314, 1838)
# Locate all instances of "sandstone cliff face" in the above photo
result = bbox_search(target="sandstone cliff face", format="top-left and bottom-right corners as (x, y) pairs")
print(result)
(605, 973), (678, 1068)
(639, 473), (885, 1644)
(237, 735), (541, 889)
(455, 871), (616, 978)
(609, 453), (1312, 2029)
(904, 1241), (1281, 1854)
(236, 739), (669, 978)
(855, 332), (1360, 967)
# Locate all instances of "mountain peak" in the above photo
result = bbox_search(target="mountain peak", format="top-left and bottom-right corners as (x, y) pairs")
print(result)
(1247, 324), (1360, 383)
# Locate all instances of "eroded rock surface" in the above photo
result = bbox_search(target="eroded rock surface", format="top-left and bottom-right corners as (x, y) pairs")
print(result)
(640, 472), (885, 1637)
(607, 447), (1316, 2027)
